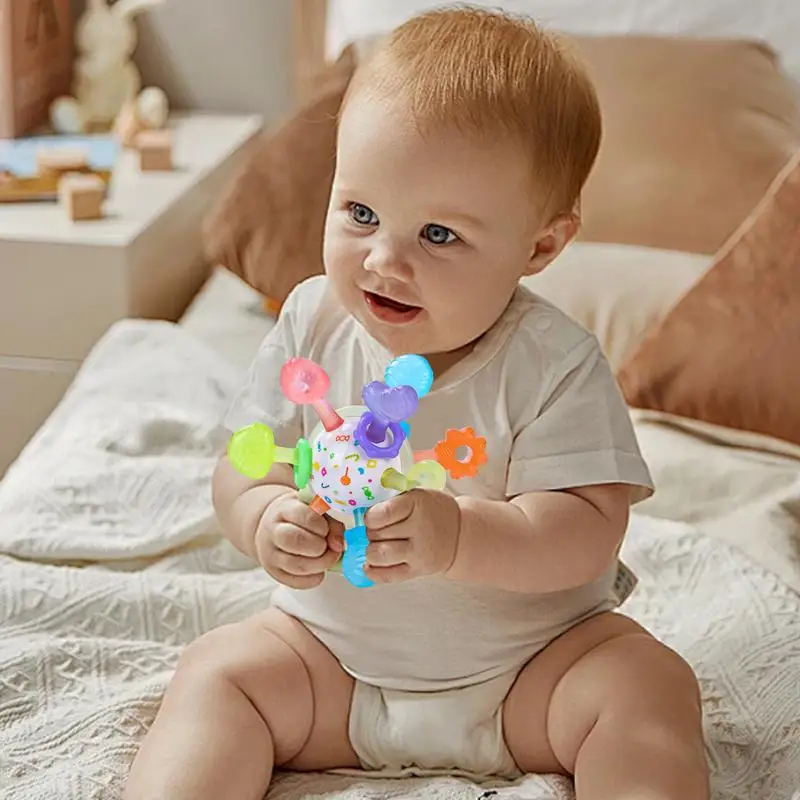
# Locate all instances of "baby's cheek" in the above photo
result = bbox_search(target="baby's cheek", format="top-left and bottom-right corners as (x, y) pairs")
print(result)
(323, 224), (357, 274)
(470, 272), (517, 320)
(322, 236), (342, 275)
(435, 277), (496, 338)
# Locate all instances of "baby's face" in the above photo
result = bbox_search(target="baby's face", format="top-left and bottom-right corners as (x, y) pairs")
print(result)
(324, 93), (545, 367)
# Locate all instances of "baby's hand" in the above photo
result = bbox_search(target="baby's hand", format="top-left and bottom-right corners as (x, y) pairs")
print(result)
(364, 490), (460, 583)
(255, 493), (344, 589)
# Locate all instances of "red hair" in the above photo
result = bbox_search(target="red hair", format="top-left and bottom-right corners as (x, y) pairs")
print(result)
(346, 6), (602, 217)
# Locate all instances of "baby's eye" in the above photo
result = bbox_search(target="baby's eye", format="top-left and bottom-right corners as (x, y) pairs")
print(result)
(348, 203), (378, 226)
(421, 224), (458, 246)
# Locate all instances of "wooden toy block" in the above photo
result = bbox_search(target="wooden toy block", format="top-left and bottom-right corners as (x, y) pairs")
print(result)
(37, 148), (90, 176)
(58, 173), (105, 221)
(136, 129), (173, 172)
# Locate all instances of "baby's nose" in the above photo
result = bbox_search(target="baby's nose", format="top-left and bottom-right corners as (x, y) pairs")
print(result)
(363, 244), (412, 280)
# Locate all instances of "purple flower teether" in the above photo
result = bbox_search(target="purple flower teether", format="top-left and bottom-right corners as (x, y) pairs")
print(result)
(356, 381), (417, 459)
(362, 381), (419, 422)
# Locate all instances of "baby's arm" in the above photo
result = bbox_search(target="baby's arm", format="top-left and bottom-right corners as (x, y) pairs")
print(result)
(212, 456), (295, 561)
(212, 277), (340, 571)
(438, 324), (651, 593)
(446, 483), (630, 593)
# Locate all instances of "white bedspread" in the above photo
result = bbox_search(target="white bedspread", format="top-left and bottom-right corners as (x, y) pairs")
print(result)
(1, 321), (798, 800)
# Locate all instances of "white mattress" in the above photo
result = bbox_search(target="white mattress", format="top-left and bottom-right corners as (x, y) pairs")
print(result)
(0, 308), (798, 799)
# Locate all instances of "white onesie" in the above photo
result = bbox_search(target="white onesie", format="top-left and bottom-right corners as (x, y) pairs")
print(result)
(224, 275), (653, 777)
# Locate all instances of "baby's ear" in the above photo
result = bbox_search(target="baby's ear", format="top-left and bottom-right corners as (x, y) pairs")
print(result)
(523, 213), (579, 277)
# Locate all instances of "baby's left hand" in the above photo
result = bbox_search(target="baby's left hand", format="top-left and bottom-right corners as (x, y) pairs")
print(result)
(364, 490), (460, 583)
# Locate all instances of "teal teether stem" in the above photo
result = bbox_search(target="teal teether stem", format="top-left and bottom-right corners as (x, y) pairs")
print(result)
(342, 507), (374, 588)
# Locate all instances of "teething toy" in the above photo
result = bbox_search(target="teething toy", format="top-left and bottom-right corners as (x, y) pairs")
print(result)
(228, 354), (487, 588)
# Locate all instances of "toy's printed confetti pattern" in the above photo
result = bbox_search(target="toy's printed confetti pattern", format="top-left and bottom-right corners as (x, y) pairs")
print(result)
(308, 417), (402, 509)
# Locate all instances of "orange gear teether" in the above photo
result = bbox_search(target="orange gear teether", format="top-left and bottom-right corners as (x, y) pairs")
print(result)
(434, 427), (487, 480)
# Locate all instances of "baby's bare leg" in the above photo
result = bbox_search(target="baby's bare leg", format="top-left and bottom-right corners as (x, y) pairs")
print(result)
(124, 608), (359, 800)
(503, 612), (709, 800)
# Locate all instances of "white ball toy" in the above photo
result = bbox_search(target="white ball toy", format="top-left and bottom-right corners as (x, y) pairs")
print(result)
(308, 411), (411, 526)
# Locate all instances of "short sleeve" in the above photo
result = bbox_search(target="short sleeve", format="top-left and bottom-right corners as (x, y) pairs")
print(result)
(223, 285), (308, 446)
(506, 335), (653, 504)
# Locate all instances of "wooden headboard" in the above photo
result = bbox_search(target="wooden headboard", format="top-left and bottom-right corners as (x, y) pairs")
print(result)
(293, 0), (330, 103)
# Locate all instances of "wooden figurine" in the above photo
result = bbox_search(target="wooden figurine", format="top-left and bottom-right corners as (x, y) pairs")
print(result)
(58, 173), (106, 221)
(136, 129), (173, 172)
(113, 87), (169, 148)
(113, 100), (142, 148)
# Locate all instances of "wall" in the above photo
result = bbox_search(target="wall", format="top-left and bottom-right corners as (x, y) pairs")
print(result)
(70, 0), (294, 123)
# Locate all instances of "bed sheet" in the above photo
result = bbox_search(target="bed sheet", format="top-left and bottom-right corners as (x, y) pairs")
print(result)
(0, 320), (798, 799)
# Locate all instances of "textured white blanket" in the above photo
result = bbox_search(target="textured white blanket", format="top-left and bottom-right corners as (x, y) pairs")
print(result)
(0, 321), (798, 800)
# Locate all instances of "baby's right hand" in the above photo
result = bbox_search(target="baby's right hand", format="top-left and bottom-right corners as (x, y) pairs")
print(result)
(255, 493), (344, 589)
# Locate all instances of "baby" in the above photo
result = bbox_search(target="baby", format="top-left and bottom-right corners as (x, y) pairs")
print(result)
(125, 8), (709, 800)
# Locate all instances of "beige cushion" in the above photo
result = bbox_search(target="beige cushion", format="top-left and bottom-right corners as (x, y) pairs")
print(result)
(524, 243), (711, 369)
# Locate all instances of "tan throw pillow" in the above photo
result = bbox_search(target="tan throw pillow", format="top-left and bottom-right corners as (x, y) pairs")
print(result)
(202, 45), (357, 307)
(524, 243), (711, 370)
(575, 36), (800, 255)
(617, 148), (800, 446)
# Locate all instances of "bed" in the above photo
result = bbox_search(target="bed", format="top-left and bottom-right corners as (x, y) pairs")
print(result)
(2, 2), (800, 799)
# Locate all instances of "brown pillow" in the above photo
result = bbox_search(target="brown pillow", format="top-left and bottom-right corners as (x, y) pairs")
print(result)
(617, 147), (800, 446)
(575, 36), (800, 255)
(202, 45), (357, 307)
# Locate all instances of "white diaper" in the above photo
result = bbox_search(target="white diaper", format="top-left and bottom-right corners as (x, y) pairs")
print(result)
(347, 670), (522, 779)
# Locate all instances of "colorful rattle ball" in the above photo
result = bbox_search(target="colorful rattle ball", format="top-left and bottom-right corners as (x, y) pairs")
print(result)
(227, 352), (486, 589)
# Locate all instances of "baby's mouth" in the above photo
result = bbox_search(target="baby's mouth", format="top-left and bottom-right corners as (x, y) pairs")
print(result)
(364, 291), (422, 324)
